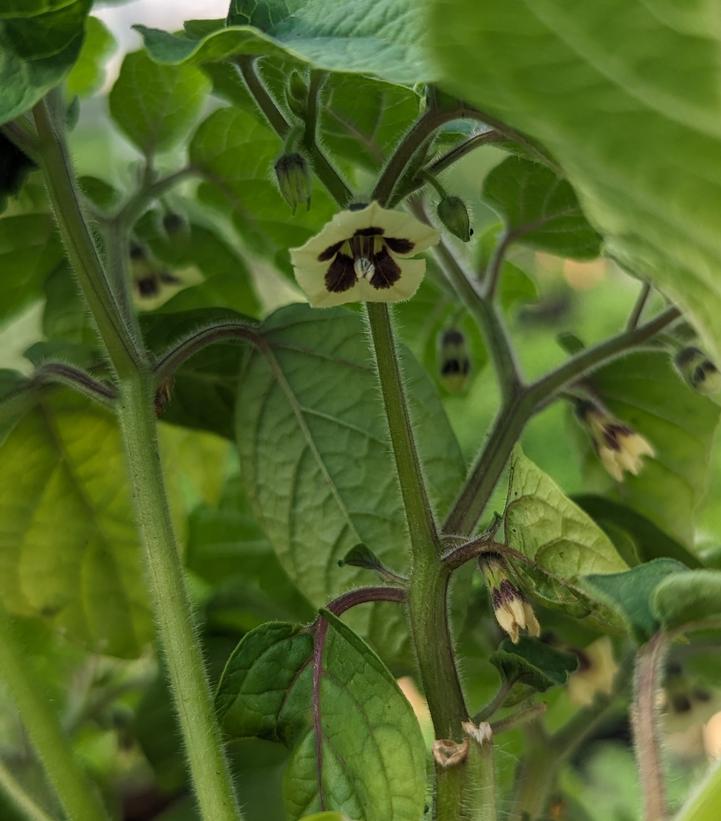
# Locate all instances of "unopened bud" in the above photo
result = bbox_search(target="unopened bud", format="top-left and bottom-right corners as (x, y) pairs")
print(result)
(432, 738), (469, 768)
(439, 328), (470, 393)
(437, 195), (473, 241)
(286, 71), (308, 118)
(675, 346), (721, 395)
(479, 552), (541, 644)
(576, 399), (654, 482)
(274, 152), (311, 213)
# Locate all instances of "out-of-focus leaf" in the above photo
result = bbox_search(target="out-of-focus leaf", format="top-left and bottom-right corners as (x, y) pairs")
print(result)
(136, 0), (435, 87)
(654, 570), (721, 631)
(65, 15), (115, 97)
(189, 107), (336, 272)
(109, 49), (210, 155)
(482, 157), (601, 259)
(584, 559), (688, 643)
(580, 351), (721, 547)
(0, 391), (151, 657)
(490, 636), (578, 692)
(1, 213), (66, 325)
(574, 495), (702, 568)
(0, 0), (91, 125)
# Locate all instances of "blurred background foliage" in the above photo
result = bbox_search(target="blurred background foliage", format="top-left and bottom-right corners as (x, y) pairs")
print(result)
(2, 2), (721, 820)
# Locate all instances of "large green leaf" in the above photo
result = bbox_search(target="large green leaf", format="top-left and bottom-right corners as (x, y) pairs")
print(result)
(482, 157), (601, 259)
(235, 303), (466, 659)
(490, 636), (578, 693)
(64, 15), (115, 97)
(429, 0), (721, 360)
(0, 213), (66, 325)
(580, 351), (720, 547)
(109, 49), (210, 155)
(136, 0), (434, 87)
(216, 613), (427, 821)
(503, 447), (627, 622)
(189, 107), (337, 270)
(0, 0), (91, 124)
(0, 391), (151, 657)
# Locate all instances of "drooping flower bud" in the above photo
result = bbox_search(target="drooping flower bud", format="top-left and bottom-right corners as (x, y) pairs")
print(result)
(274, 152), (311, 214)
(437, 195), (473, 241)
(576, 399), (655, 482)
(439, 328), (470, 393)
(479, 552), (540, 644)
(286, 71), (308, 118)
(567, 637), (618, 706)
(674, 346), (721, 395)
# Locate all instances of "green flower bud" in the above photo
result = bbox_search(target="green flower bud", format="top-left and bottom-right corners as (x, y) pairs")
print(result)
(286, 71), (308, 118)
(437, 195), (472, 241)
(675, 346), (721, 395)
(439, 328), (470, 393)
(274, 152), (311, 214)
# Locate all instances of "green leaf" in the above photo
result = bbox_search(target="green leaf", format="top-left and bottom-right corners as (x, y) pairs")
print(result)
(134, 213), (261, 318)
(235, 303), (466, 659)
(0, 0), (91, 125)
(490, 636), (578, 692)
(187, 475), (314, 629)
(573, 495), (702, 569)
(504, 447), (627, 623)
(0, 133), (36, 213)
(0, 213), (66, 325)
(77, 174), (121, 212)
(136, 0), (434, 87)
(482, 157), (601, 259)
(109, 49), (210, 155)
(0, 391), (151, 657)
(584, 559), (688, 643)
(428, 0), (721, 361)
(226, 0), (304, 29)
(299, 814), (349, 821)
(64, 15), (115, 97)
(653, 570), (721, 631)
(42, 263), (98, 346)
(189, 106), (336, 270)
(580, 351), (720, 547)
(216, 613), (426, 821)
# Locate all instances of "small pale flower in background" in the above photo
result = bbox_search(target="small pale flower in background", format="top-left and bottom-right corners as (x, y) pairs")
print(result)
(289, 201), (439, 307)
(568, 636), (619, 707)
(576, 399), (655, 482)
(675, 346), (721, 395)
(479, 552), (541, 644)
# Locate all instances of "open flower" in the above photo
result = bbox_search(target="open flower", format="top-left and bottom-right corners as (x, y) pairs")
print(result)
(289, 201), (439, 307)
(576, 400), (655, 482)
(479, 552), (541, 644)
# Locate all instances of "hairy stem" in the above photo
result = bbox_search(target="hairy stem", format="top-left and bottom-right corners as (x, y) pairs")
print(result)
(32, 92), (143, 377)
(632, 633), (669, 821)
(118, 375), (241, 821)
(32, 362), (116, 407)
(33, 89), (242, 821)
(627, 281), (651, 330)
(0, 606), (108, 821)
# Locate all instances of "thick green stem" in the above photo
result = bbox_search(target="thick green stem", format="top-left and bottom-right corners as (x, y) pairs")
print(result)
(508, 724), (557, 821)
(118, 374), (241, 820)
(32, 93), (143, 377)
(33, 89), (242, 821)
(0, 606), (108, 821)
